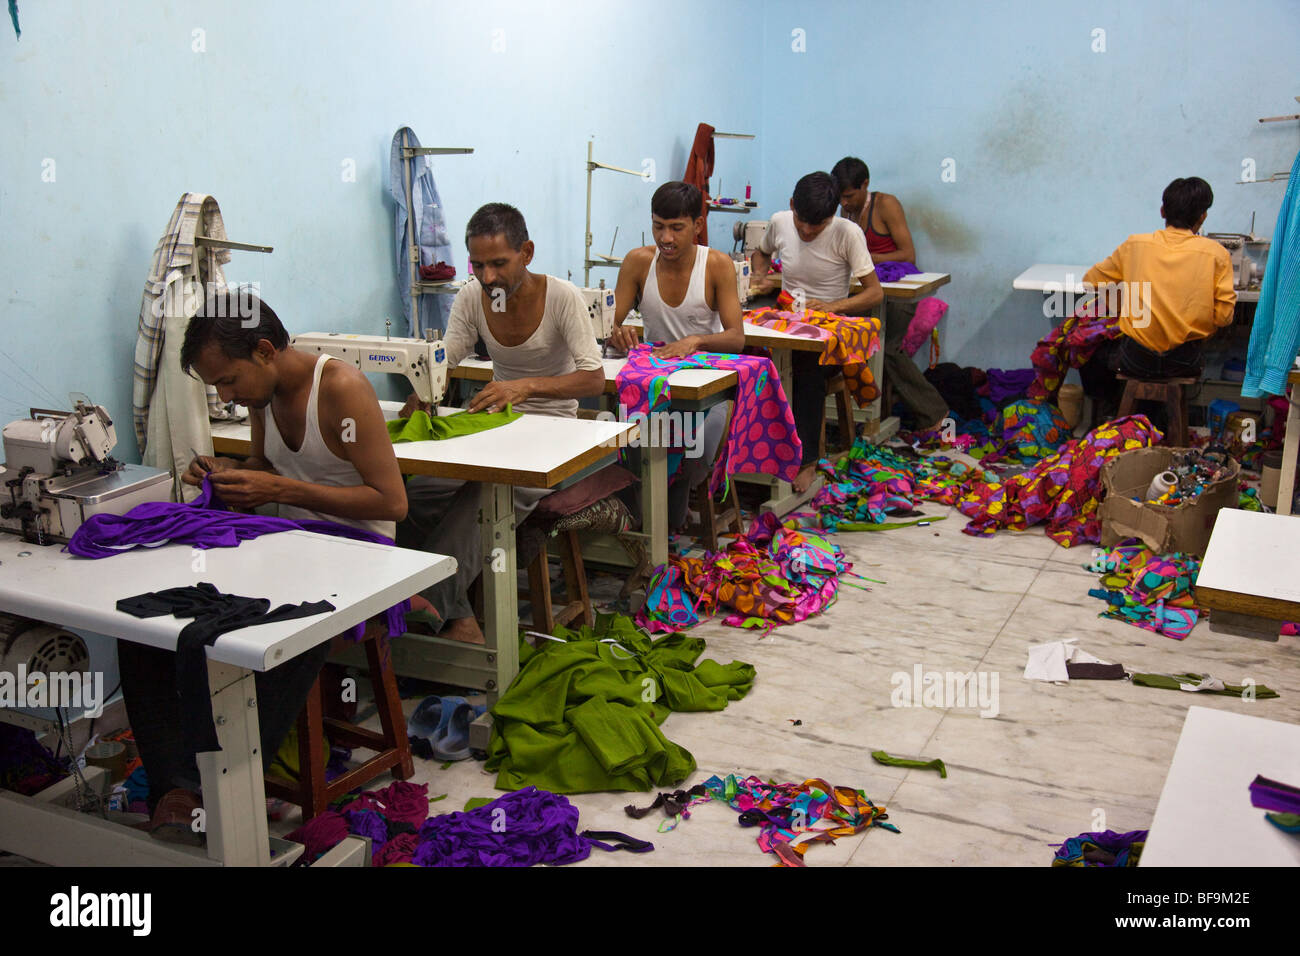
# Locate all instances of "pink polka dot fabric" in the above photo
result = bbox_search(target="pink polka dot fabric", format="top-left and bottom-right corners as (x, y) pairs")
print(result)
(614, 344), (802, 492)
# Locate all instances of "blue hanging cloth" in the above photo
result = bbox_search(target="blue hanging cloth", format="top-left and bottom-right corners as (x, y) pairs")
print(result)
(389, 127), (455, 337)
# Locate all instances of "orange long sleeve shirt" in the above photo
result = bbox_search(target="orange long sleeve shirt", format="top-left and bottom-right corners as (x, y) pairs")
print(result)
(1083, 228), (1236, 353)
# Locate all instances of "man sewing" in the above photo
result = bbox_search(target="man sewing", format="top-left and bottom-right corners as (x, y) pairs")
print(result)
(119, 289), (407, 836)
(608, 180), (745, 529)
(1079, 176), (1236, 419)
(399, 202), (605, 644)
(749, 171), (883, 493)
(831, 156), (948, 433)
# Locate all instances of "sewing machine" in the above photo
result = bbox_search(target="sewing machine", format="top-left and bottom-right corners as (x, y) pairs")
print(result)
(580, 284), (617, 340)
(1209, 233), (1271, 291)
(733, 219), (769, 256)
(734, 258), (751, 304)
(292, 331), (449, 405)
(0, 398), (170, 545)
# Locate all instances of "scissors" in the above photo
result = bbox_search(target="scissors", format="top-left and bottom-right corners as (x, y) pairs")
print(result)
(190, 447), (213, 475)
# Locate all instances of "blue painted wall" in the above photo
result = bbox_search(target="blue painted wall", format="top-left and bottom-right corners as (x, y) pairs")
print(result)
(2, 0), (1295, 464)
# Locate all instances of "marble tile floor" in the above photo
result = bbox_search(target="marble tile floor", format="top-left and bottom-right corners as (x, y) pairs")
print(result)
(321, 497), (1300, 868)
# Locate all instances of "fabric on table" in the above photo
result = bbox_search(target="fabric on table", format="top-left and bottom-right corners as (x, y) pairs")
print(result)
(485, 614), (754, 794)
(744, 305), (882, 405)
(1051, 829), (1146, 867)
(870, 750), (947, 778)
(386, 406), (521, 443)
(873, 260), (920, 283)
(116, 582), (335, 755)
(1244, 152), (1300, 397)
(390, 127), (455, 337)
(614, 343), (801, 493)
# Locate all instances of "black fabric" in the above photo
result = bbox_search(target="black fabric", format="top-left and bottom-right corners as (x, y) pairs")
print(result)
(923, 362), (982, 421)
(1066, 662), (1128, 680)
(581, 830), (655, 853)
(116, 583), (335, 755)
(791, 351), (841, 464)
(624, 784), (710, 819)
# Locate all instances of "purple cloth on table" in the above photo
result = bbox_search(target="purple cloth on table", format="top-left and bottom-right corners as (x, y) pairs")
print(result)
(411, 787), (592, 867)
(982, 367), (1036, 405)
(874, 261), (920, 283)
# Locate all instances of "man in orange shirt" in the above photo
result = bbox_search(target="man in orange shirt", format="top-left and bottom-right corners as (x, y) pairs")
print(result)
(1080, 177), (1236, 416)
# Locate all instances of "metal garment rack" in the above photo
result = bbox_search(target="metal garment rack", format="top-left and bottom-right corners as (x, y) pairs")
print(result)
(399, 130), (474, 321)
(584, 140), (643, 287)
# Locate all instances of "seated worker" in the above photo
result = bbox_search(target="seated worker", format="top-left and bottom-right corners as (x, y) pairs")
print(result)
(831, 156), (948, 433)
(120, 289), (407, 832)
(749, 171), (883, 493)
(399, 202), (605, 644)
(1079, 176), (1236, 418)
(608, 180), (746, 529)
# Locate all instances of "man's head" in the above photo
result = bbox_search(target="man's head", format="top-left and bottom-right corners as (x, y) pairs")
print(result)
(180, 289), (289, 409)
(789, 172), (840, 242)
(465, 202), (534, 299)
(650, 181), (703, 262)
(831, 157), (870, 214)
(1161, 177), (1213, 232)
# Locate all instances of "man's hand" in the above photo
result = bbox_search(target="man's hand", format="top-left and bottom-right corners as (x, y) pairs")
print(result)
(400, 392), (432, 420)
(182, 455), (236, 487)
(806, 298), (835, 313)
(651, 336), (701, 359)
(207, 469), (283, 509)
(468, 379), (530, 414)
(750, 274), (778, 295)
(607, 322), (642, 353)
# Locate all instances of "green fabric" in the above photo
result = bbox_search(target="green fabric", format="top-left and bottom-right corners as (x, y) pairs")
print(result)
(386, 406), (521, 443)
(1265, 812), (1300, 833)
(485, 613), (755, 794)
(464, 797), (494, 812)
(833, 515), (948, 532)
(1129, 672), (1279, 699)
(871, 750), (948, 778)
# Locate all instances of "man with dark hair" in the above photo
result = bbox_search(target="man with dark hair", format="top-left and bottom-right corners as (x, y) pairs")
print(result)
(399, 202), (604, 644)
(831, 156), (947, 432)
(608, 180), (745, 528)
(121, 288), (407, 834)
(1080, 176), (1235, 416)
(750, 172), (884, 493)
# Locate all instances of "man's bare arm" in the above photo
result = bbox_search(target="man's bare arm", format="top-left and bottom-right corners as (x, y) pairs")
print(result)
(868, 195), (917, 265)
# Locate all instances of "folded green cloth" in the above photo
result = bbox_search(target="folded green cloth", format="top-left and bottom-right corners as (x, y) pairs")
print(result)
(387, 406), (521, 443)
(1129, 672), (1279, 699)
(871, 750), (947, 778)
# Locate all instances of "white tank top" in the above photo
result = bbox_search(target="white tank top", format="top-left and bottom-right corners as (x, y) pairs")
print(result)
(640, 244), (721, 343)
(260, 354), (396, 540)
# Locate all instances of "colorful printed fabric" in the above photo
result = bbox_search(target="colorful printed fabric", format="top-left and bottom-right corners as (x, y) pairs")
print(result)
(1028, 295), (1122, 399)
(745, 306), (882, 405)
(1051, 829), (1147, 867)
(1086, 542), (1203, 640)
(956, 415), (1162, 546)
(637, 511), (854, 634)
(615, 343), (800, 493)
(980, 399), (1071, 465)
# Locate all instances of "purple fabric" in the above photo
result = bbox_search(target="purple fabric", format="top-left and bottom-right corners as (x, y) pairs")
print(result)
(982, 367), (1036, 405)
(874, 261), (920, 283)
(66, 475), (395, 558)
(410, 786), (592, 867)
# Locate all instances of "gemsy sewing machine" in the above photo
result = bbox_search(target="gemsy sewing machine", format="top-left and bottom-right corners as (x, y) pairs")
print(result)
(292, 330), (449, 405)
(1209, 223), (1271, 292)
(0, 398), (170, 545)
(580, 284), (617, 340)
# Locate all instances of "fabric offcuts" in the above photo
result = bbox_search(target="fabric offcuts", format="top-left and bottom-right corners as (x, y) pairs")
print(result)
(1086, 542), (1201, 640)
(1028, 295), (1123, 400)
(1052, 829), (1146, 867)
(745, 306), (882, 405)
(614, 343), (801, 493)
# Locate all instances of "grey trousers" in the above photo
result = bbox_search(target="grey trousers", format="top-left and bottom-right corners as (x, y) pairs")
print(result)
(623, 402), (730, 531)
(882, 298), (948, 427)
(397, 477), (552, 629)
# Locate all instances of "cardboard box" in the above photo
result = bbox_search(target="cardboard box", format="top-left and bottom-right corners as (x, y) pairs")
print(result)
(1100, 447), (1239, 557)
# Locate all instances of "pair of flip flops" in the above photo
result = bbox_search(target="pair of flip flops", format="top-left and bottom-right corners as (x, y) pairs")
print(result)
(407, 695), (486, 761)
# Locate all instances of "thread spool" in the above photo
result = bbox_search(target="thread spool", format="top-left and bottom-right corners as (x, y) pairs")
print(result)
(1146, 471), (1177, 501)
(85, 740), (128, 783)
(1260, 449), (1284, 509)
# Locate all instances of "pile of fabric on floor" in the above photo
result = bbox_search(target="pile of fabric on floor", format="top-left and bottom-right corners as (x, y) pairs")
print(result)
(1085, 541), (1202, 640)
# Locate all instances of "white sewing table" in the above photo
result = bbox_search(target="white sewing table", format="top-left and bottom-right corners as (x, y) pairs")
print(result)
(0, 531), (452, 867)
(1194, 507), (1300, 637)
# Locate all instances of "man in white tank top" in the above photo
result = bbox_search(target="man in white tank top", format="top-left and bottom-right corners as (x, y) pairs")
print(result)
(607, 182), (746, 530)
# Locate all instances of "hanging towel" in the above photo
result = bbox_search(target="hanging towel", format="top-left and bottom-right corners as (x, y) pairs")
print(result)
(1243, 151), (1300, 398)
(682, 123), (715, 246)
(389, 127), (455, 337)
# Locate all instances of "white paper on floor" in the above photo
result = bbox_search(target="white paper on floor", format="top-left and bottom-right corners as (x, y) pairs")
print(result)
(1023, 638), (1110, 683)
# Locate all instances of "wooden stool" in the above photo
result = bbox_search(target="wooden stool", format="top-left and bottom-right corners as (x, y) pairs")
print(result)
(526, 529), (593, 633)
(1116, 374), (1195, 446)
(264, 625), (413, 821)
(819, 374), (857, 457)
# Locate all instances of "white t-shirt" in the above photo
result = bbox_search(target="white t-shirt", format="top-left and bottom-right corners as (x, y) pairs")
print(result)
(444, 275), (602, 417)
(759, 210), (875, 301)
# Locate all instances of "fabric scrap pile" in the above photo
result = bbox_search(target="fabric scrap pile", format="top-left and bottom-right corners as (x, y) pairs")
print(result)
(638, 512), (856, 634)
(1085, 541), (1202, 640)
(744, 306), (882, 405)
(0, 724), (68, 796)
(810, 442), (964, 530)
(485, 613), (754, 794)
(1051, 828), (1146, 867)
(978, 398), (1071, 465)
(626, 773), (899, 867)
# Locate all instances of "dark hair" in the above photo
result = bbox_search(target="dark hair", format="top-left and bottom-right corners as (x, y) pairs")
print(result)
(1162, 177), (1213, 229)
(791, 172), (840, 224)
(465, 202), (529, 250)
(831, 157), (870, 191)
(651, 181), (703, 221)
(180, 288), (288, 375)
